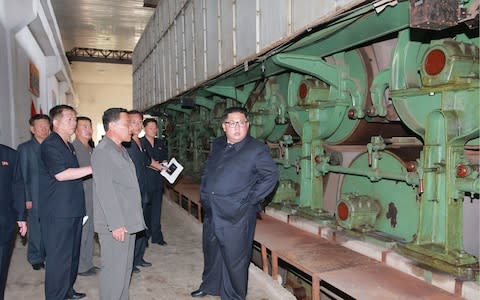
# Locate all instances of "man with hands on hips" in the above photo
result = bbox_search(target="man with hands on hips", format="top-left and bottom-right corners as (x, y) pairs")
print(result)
(191, 107), (279, 300)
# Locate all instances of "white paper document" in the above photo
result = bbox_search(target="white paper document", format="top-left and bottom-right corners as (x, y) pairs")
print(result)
(160, 157), (184, 184)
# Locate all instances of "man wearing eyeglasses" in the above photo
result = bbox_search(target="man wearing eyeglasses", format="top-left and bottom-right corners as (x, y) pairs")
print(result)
(191, 107), (279, 299)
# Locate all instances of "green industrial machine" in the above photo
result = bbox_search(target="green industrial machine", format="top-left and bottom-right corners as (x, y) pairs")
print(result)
(388, 30), (480, 278)
(142, 0), (479, 280)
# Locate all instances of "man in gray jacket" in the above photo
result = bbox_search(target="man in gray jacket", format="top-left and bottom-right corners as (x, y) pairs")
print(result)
(72, 116), (98, 276)
(92, 108), (146, 300)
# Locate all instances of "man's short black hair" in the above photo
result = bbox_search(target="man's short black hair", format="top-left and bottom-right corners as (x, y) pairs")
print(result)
(128, 110), (143, 119)
(49, 104), (76, 120)
(143, 117), (157, 128)
(76, 116), (92, 123)
(102, 108), (127, 131)
(222, 107), (248, 122)
(29, 114), (50, 126)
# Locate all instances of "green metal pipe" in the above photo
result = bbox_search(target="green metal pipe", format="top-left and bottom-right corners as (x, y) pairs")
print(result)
(318, 164), (419, 186)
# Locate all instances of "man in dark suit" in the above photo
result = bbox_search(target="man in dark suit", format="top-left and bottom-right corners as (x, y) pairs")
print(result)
(0, 144), (27, 299)
(191, 107), (279, 300)
(125, 110), (166, 273)
(17, 114), (50, 271)
(40, 105), (92, 300)
(141, 118), (169, 246)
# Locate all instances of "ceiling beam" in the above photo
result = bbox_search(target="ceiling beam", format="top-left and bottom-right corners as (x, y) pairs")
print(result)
(66, 47), (132, 64)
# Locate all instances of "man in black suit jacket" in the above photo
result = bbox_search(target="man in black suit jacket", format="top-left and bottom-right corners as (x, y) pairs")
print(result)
(0, 144), (27, 299)
(40, 105), (92, 300)
(141, 118), (169, 246)
(191, 107), (279, 300)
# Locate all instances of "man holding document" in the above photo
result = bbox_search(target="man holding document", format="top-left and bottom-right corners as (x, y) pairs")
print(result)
(141, 118), (169, 246)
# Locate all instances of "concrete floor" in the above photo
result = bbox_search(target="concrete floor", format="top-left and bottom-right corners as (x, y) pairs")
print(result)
(4, 198), (295, 300)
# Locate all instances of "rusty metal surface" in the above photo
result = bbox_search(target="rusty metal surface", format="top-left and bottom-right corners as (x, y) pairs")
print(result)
(255, 214), (320, 250)
(256, 214), (375, 275)
(409, 0), (460, 30)
(255, 213), (462, 299)
(278, 241), (375, 275)
(318, 264), (463, 299)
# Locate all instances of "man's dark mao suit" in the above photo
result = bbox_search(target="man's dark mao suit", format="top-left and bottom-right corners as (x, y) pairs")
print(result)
(0, 144), (26, 299)
(141, 136), (168, 244)
(40, 132), (85, 300)
(199, 135), (279, 300)
(17, 138), (45, 266)
(124, 140), (150, 266)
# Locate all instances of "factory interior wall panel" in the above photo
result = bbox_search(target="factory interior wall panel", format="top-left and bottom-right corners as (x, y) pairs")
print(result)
(167, 29), (176, 100)
(175, 11), (185, 92)
(0, 20), (14, 146)
(161, 38), (169, 104)
(205, 0), (219, 79)
(219, 0), (234, 71)
(46, 76), (59, 109)
(25, 0), (76, 111)
(258, 0), (289, 51)
(133, 0), (374, 112)
(14, 28), (46, 145)
(159, 0), (170, 41)
(71, 62), (133, 144)
(57, 81), (69, 107)
(0, 0), (75, 146)
(235, 0), (256, 60)
(156, 46), (165, 104)
(0, 0), (37, 146)
(193, 0), (205, 87)
(184, 2), (195, 90)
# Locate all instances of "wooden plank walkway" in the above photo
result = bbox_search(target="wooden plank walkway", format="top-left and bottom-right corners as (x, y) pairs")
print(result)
(255, 213), (461, 300)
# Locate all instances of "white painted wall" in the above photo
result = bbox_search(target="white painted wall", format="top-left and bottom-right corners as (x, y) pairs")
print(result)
(14, 28), (46, 144)
(71, 62), (133, 144)
(0, 0), (75, 147)
(0, 20), (14, 146)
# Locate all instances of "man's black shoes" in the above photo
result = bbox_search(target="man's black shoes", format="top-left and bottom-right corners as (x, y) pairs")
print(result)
(153, 240), (167, 246)
(190, 289), (208, 298)
(138, 259), (152, 267)
(65, 291), (86, 299)
(132, 266), (141, 273)
(32, 262), (45, 270)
